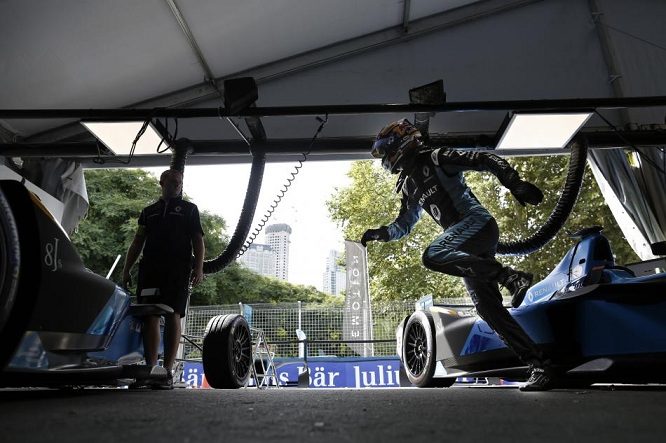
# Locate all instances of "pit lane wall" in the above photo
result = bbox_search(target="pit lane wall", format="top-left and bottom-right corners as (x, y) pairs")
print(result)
(183, 357), (409, 389)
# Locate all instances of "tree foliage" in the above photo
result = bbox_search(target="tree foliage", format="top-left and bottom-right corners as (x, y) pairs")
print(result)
(327, 161), (465, 301)
(327, 155), (639, 302)
(71, 168), (329, 306)
(476, 155), (638, 280)
(71, 168), (156, 276)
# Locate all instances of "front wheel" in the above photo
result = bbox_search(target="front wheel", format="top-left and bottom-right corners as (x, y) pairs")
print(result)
(202, 314), (252, 389)
(402, 310), (438, 387)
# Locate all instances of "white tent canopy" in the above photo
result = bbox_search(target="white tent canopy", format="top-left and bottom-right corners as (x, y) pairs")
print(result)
(1, 0), (665, 252)
(2, 0), (665, 148)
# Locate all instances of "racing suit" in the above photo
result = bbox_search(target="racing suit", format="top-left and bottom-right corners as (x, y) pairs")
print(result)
(385, 147), (546, 366)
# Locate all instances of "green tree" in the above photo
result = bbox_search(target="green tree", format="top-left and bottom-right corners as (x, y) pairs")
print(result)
(190, 262), (330, 306)
(71, 168), (158, 278)
(327, 161), (465, 301)
(72, 168), (329, 306)
(327, 156), (639, 302)
(472, 155), (639, 281)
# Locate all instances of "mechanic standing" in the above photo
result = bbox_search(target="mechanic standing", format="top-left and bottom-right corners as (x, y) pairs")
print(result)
(122, 168), (205, 389)
(361, 119), (554, 391)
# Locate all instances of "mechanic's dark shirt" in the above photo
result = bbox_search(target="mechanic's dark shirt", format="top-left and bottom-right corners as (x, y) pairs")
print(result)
(386, 148), (520, 240)
(138, 197), (203, 266)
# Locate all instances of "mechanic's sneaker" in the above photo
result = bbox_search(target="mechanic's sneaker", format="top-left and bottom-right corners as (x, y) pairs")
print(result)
(151, 371), (174, 390)
(520, 367), (556, 392)
(503, 270), (533, 308)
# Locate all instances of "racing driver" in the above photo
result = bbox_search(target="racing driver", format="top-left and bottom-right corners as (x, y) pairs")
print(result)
(361, 119), (555, 391)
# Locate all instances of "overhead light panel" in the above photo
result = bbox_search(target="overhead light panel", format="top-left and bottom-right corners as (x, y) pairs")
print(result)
(81, 121), (170, 156)
(496, 112), (592, 150)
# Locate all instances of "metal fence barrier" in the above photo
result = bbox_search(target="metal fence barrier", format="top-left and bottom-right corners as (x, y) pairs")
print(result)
(183, 298), (474, 359)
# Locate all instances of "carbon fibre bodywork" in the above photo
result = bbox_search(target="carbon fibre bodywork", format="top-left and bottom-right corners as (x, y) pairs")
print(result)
(397, 227), (666, 386)
(0, 180), (170, 387)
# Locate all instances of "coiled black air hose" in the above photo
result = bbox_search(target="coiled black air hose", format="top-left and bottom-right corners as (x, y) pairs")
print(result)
(497, 137), (588, 256)
(170, 138), (192, 174)
(202, 152), (266, 274)
(169, 138), (267, 274)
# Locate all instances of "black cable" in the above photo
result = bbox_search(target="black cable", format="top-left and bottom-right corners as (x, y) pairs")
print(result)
(600, 22), (666, 53)
(594, 108), (666, 208)
(592, 109), (666, 233)
(90, 118), (151, 165)
(237, 114), (329, 257)
(156, 118), (168, 153)
(662, 147), (665, 189)
(92, 140), (106, 165)
(124, 119), (151, 164)
(157, 118), (178, 154)
(593, 110), (666, 175)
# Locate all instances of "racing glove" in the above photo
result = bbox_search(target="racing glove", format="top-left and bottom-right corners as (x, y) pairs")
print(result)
(510, 180), (544, 206)
(361, 226), (390, 247)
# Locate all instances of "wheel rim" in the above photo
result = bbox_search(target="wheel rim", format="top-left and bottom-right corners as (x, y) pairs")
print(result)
(405, 321), (428, 377)
(231, 323), (252, 379)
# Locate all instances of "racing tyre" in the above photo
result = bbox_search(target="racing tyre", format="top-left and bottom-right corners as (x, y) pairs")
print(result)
(0, 189), (20, 370)
(403, 310), (438, 387)
(202, 314), (252, 389)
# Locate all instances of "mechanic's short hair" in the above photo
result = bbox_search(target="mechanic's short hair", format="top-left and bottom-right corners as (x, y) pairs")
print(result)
(160, 169), (183, 183)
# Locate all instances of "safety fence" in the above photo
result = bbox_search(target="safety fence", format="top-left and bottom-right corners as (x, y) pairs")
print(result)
(183, 297), (474, 359)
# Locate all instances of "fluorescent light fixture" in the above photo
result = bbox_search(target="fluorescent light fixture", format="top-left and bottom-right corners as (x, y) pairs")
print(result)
(81, 121), (170, 156)
(496, 112), (592, 150)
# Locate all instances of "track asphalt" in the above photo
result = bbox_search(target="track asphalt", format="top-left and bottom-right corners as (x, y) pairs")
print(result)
(1, 384), (664, 442)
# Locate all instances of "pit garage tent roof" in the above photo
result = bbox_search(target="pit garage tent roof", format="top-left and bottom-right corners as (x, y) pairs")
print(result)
(1, 0), (666, 167)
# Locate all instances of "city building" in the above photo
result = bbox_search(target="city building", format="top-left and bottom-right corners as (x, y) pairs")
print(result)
(323, 249), (346, 296)
(237, 243), (276, 277)
(265, 223), (292, 281)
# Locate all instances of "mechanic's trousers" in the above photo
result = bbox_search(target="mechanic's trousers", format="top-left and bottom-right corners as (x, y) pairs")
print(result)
(422, 210), (546, 367)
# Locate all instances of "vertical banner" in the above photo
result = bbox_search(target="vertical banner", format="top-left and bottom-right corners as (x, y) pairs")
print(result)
(343, 240), (373, 357)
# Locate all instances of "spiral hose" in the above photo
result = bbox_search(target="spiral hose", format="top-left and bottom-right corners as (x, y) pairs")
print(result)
(202, 152), (266, 274)
(497, 137), (588, 256)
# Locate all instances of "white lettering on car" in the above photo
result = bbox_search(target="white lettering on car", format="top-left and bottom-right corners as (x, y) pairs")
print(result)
(44, 238), (62, 271)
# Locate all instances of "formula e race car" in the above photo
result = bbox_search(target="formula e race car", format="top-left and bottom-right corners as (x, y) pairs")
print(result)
(0, 180), (251, 388)
(396, 226), (666, 388)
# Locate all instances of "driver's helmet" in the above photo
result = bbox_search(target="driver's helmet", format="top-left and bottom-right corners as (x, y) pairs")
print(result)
(371, 119), (422, 173)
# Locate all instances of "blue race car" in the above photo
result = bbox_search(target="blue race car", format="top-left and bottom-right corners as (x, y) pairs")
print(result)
(0, 180), (252, 388)
(396, 226), (666, 387)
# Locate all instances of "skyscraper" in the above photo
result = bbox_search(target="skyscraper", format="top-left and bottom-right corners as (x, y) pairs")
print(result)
(323, 249), (346, 296)
(237, 243), (276, 277)
(265, 223), (291, 281)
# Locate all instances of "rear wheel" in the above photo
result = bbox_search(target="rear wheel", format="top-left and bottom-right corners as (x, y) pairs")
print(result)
(0, 189), (21, 369)
(403, 310), (438, 387)
(202, 314), (252, 389)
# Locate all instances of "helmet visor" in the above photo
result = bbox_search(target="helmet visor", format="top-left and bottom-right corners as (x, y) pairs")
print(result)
(371, 136), (392, 159)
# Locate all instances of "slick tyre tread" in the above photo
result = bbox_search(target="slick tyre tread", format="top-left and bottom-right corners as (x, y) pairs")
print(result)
(403, 310), (438, 388)
(0, 188), (21, 370)
(202, 314), (252, 389)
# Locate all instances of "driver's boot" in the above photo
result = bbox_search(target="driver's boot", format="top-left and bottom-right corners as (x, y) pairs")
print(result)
(520, 365), (556, 391)
(500, 268), (533, 308)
